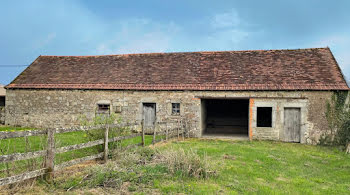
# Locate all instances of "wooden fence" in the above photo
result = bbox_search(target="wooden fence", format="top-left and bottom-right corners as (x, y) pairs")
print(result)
(0, 119), (188, 186)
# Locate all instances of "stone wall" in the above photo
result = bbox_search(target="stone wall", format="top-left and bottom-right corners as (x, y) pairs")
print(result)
(0, 107), (4, 124)
(5, 89), (334, 144)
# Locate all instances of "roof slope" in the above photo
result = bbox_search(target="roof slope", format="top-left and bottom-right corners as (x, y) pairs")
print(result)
(6, 48), (349, 91)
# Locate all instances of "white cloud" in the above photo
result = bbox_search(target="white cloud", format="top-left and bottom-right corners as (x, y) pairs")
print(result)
(34, 32), (57, 49)
(206, 10), (251, 49)
(114, 32), (171, 54)
(95, 19), (180, 55)
(312, 35), (350, 50)
(211, 9), (240, 29)
(94, 10), (255, 55)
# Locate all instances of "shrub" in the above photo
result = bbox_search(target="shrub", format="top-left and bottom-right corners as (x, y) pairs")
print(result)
(83, 147), (160, 190)
(78, 113), (132, 152)
(69, 146), (216, 192)
(321, 91), (350, 151)
(337, 120), (350, 147)
(111, 146), (155, 166)
(154, 147), (216, 179)
(86, 162), (124, 188)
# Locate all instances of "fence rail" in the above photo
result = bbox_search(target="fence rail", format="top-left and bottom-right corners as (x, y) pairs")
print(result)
(55, 139), (105, 154)
(0, 168), (47, 186)
(54, 152), (104, 171)
(0, 118), (189, 186)
(0, 150), (46, 163)
(0, 129), (47, 139)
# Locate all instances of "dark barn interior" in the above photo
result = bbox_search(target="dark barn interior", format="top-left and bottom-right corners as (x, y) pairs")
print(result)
(0, 96), (4, 107)
(202, 99), (249, 135)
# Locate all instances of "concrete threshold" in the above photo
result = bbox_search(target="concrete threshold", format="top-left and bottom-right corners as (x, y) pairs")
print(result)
(201, 134), (249, 141)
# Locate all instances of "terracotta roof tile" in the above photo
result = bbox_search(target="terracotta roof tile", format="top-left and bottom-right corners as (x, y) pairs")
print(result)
(6, 48), (349, 91)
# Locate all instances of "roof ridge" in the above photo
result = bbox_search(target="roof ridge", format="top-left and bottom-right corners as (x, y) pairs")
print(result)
(39, 47), (329, 58)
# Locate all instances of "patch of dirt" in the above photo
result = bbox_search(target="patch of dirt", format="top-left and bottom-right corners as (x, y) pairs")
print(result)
(304, 162), (312, 167)
(55, 159), (102, 179)
(255, 177), (268, 186)
(276, 176), (289, 182)
(255, 159), (263, 164)
(223, 154), (236, 160)
(0, 179), (47, 195)
(267, 154), (280, 160)
(73, 187), (113, 194)
(149, 140), (171, 148)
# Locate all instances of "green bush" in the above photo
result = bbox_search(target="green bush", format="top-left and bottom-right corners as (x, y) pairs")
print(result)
(83, 147), (162, 190)
(78, 113), (132, 152)
(337, 120), (350, 147)
(321, 91), (350, 150)
(75, 146), (216, 191)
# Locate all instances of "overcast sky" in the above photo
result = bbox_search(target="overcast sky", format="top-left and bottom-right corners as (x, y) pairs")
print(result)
(1, 0), (349, 85)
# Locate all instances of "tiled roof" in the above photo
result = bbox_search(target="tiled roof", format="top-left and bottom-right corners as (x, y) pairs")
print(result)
(6, 48), (349, 91)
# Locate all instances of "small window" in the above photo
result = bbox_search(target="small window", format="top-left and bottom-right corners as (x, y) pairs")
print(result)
(172, 103), (180, 115)
(113, 106), (122, 113)
(257, 107), (272, 127)
(97, 104), (110, 114)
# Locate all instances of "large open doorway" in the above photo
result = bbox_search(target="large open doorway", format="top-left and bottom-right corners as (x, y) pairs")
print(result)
(201, 99), (249, 136)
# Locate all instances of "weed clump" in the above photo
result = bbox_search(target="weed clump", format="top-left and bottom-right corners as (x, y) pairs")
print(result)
(77, 146), (216, 192)
(82, 147), (160, 190)
(154, 148), (216, 179)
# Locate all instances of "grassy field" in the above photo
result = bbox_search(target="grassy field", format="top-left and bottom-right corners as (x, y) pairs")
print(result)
(0, 126), (161, 177)
(156, 139), (350, 194)
(8, 138), (349, 194)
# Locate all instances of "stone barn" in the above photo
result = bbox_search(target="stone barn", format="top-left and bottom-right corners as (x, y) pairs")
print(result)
(5, 48), (349, 144)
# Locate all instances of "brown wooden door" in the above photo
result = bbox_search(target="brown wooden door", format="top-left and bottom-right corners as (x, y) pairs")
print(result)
(143, 103), (156, 129)
(284, 108), (301, 142)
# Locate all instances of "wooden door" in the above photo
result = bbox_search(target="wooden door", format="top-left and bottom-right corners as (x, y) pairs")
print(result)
(143, 103), (156, 129)
(284, 108), (301, 142)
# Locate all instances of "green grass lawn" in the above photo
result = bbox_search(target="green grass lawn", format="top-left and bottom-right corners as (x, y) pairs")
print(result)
(153, 139), (350, 194)
(30, 138), (350, 195)
(0, 126), (162, 177)
(2, 128), (350, 194)
(0, 126), (34, 132)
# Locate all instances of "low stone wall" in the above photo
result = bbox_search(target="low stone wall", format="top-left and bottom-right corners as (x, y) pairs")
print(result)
(5, 89), (334, 144)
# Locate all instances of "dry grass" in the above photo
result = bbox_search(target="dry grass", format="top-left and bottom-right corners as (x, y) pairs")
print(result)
(154, 147), (216, 179)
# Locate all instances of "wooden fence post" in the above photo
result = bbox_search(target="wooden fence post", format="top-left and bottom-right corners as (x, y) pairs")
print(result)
(45, 128), (55, 182)
(103, 124), (109, 162)
(165, 123), (168, 141)
(141, 119), (145, 147)
(182, 120), (185, 141)
(152, 122), (157, 145)
(186, 121), (190, 138)
(177, 119), (180, 140)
